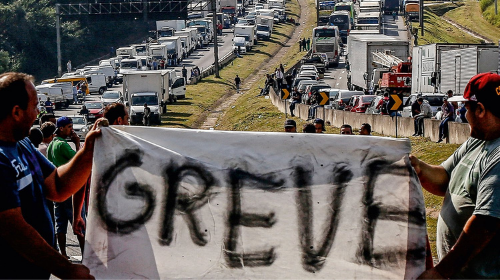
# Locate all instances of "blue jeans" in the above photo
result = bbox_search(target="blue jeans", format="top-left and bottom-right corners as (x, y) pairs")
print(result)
(439, 117), (453, 140)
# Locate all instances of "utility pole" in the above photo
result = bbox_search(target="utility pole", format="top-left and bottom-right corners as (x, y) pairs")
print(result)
(56, 4), (62, 77)
(212, 0), (220, 78)
(419, 0), (424, 36)
(316, 0), (319, 26)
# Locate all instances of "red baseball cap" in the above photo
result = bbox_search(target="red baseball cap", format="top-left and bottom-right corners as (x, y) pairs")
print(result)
(448, 72), (500, 104)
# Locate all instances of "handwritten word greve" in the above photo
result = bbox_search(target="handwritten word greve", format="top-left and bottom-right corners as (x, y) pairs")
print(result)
(96, 149), (425, 272)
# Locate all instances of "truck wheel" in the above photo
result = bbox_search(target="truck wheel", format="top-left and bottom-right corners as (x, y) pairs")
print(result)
(99, 87), (106, 95)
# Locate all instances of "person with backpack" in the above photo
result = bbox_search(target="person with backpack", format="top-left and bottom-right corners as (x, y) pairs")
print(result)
(377, 93), (390, 115)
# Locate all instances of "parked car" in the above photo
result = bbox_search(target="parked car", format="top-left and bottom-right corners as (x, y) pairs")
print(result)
(297, 80), (318, 96)
(316, 53), (330, 70)
(365, 95), (384, 114)
(344, 95), (362, 111)
(299, 65), (319, 74)
(401, 93), (445, 117)
(84, 101), (104, 121)
(303, 83), (331, 104)
(67, 114), (91, 140)
(298, 70), (319, 81)
(101, 90), (123, 106)
(292, 77), (314, 88)
(350, 94), (377, 113)
(332, 90), (364, 110)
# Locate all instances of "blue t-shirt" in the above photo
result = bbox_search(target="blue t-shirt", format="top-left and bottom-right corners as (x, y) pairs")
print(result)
(0, 138), (56, 279)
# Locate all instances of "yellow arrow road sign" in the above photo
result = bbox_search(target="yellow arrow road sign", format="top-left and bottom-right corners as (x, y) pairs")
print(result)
(281, 89), (290, 100)
(319, 91), (329, 105)
(390, 94), (403, 111)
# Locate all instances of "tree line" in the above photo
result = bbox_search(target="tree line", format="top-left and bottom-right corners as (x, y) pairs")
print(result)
(0, 0), (150, 82)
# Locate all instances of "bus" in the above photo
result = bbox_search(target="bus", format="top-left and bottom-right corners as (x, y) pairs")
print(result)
(311, 26), (341, 67)
(329, 11), (351, 43)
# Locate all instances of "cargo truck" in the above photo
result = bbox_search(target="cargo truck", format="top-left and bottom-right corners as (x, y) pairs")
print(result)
(383, 0), (399, 14)
(440, 46), (498, 95)
(123, 71), (169, 125)
(175, 29), (197, 54)
(116, 47), (133, 58)
(156, 20), (186, 32)
(256, 15), (274, 40)
(148, 44), (167, 60)
(36, 82), (73, 109)
(158, 36), (183, 65)
(346, 34), (409, 91)
(411, 43), (485, 95)
(234, 24), (256, 47)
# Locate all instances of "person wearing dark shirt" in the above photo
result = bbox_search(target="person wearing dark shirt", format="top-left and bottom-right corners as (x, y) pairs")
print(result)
(0, 72), (98, 279)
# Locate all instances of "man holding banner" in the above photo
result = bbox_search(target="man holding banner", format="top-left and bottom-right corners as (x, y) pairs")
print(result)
(411, 73), (500, 279)
(0, 72), (98, 279)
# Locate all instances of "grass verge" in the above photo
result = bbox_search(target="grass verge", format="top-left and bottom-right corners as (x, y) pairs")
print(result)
(160, 0), (302, 128)
(444, 0), (500, 43)
(416, 6), (483, 45)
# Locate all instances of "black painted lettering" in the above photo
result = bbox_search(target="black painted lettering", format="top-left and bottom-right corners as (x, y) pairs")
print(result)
(296, 164), (353, 272)
(160, 161), (216, 246)
(357, 160), (426, 267)
(225, 168), (284, 268)
(96, 150), (156, 235)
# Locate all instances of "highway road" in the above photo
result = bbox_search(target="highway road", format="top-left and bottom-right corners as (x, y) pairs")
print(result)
(321, 13), (409, 91)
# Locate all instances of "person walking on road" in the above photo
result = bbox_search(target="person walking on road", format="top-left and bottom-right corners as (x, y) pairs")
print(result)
(66, 60), (72, 73)
(411, 72), (500, 279)
(234, 75), (241, 93)
(0, 72), (97, 279)
(306, 38), (310, 51)
(299, 38), (303, 52)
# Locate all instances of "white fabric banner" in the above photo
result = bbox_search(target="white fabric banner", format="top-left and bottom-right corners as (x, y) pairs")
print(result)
(84, 127), (426, 279)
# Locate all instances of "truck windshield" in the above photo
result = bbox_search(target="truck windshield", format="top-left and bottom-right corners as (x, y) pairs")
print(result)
(257, 25), (269, 31)
(131, 95), (158, 106)
(329, 15), (349, 31)
(121, 61), (138, 69)
(159, 30), (174, 37)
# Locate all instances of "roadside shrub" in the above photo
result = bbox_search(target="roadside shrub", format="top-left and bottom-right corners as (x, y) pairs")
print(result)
(483, 4), (500, 28)
(480, 0), (493, 12)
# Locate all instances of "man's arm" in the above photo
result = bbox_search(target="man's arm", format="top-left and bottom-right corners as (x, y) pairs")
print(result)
(418, 214), (500, 279)
(43, 120), (102, 202)
(0, 207), (94, 279)
(409, 155), (449, 196)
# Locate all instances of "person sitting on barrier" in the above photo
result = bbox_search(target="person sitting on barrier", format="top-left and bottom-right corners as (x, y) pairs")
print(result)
(340, 124), (353, 135)
(359, 123), (372, 135)
(307, 89), (322, 120)
(437, 96), (455, 143)
(413, 97), (433, 136)
(289, 87), (301, 117)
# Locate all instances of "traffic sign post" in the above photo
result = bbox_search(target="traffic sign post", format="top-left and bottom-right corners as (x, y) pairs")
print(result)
(318, 91), (329, 121)
(388, 93), (404, 138)
(281, 89), (290, 118)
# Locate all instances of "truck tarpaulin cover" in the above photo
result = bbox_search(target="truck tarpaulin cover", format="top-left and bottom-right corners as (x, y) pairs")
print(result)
(83, 127), (427, 279)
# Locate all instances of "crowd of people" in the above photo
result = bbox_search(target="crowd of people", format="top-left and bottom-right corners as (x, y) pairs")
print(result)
(283, 118), (371, 136)
(2, 71), (500, 280)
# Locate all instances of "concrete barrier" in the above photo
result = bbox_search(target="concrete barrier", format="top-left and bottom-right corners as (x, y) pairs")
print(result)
(189, 52), (237, 85)
(271, 94), (470, 144)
